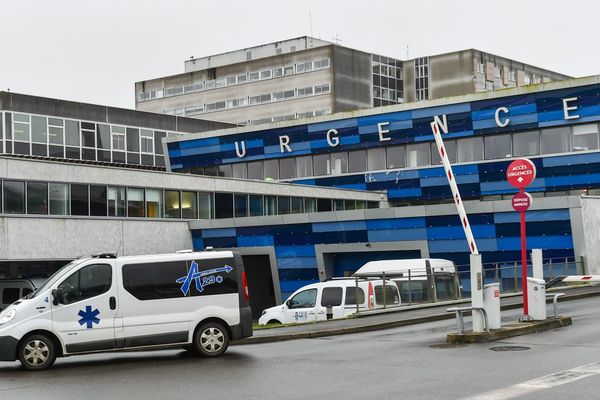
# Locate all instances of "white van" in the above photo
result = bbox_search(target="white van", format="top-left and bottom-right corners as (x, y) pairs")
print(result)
(0, 280), (38, 313)
(353, 258), (460, 302)
(0, 250), (252, 370)
(258, 278), (400, 325)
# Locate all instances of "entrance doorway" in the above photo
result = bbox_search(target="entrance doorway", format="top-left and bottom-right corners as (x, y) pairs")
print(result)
(241, 255), (276, 320)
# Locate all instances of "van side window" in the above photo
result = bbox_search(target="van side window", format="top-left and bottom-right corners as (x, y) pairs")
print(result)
(345, 287), (365, 305)
(288, 289), (317, 309)
(374, 285), (399, 305)
(123, 261), (187, 300)
(320, 287), (343, 307)
(2, 288), (20, 304)
(57, 264), (112, 305)
(22, 287), (33, 297)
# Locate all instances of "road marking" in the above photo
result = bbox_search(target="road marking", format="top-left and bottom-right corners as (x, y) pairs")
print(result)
(460, 361), (600, 400)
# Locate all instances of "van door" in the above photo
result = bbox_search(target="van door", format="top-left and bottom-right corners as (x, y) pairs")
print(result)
(284, 288), (319, 323)
(51, 262), (118, 353)
(316, 286), (344, 320)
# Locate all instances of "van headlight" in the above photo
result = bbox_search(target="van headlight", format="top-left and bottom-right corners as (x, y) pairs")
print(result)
(0, 309), (16, 325)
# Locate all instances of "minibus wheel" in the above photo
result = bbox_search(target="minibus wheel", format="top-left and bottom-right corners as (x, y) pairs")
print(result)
(18, 334), (57, 371)
(194, 322), (229, 357)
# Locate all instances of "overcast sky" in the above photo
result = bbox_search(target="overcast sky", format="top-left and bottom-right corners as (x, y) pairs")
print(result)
(1, 0), (596, 109)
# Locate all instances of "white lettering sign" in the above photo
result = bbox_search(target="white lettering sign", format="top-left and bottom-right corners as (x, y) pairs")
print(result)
(495, 107), (510, 128)
(279, 135), (292, 153)
(378, 122), (391, 141)
(563, 97), (580, 120)
(433, 115), (449, 134)
(235, 141), (246, 158)
(326, 129), (340, 147)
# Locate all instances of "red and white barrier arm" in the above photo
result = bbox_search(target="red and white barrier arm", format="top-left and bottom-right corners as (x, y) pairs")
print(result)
(562, 275), (600, 283)
(430, 121), (479, 255)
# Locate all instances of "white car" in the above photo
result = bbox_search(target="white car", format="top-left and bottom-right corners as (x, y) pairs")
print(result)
(0, 250), (252, 370)
(258, 278), (400, 325)
(0, 280), (39, 313)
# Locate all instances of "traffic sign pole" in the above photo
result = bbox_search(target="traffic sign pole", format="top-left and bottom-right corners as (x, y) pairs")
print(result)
(519, 190), (529, 316)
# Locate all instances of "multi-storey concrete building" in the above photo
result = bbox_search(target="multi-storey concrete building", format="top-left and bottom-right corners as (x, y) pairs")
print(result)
(135, 37), (570, 126)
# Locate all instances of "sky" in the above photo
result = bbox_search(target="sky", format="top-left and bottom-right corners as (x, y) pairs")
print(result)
(1, 0), (597, 109)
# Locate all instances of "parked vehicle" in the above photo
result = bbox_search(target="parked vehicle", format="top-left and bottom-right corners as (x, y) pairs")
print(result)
(0, 250), (252, 370)
(0, 280), (39, 313)
(353, 258), (461, 303)
(258, 278), (400, 325)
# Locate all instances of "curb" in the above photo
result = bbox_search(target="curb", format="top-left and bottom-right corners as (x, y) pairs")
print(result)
(233, 288), (600, 346)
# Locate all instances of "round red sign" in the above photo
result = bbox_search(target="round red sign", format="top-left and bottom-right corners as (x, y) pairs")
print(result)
(512, 191), (532, 212)
(506, 158), (536, 188)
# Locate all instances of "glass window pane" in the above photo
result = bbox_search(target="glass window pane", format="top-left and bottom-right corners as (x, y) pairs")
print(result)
(313, 154), (330, 176)
(89, 186), (107, 216)
(304, 198), (316, 213)
(277, 196), (291, 215)
(572, 124), (599, 151)
(317, 198), (332, 212)
(264, 196), (277, 215)
(406, 143), (430, 167)
(234, 194), (248, 217)
(330, 153), (348, 174)
(127, 188), (144, 217)
(334, 199), (344, 211)
(198, 192), (212, 219)
(31, 116), (47, 144)
(126, 128), (140, 152)
(165, 190), (180, 218)
(71, 184), (89, 216)
(58, 264), (112, 305)
(4, 181), (25, 214)
(65, 120), (80, 146)
(431, 140), (457, 164)
(367, 148), (386, 170)
(215, 193), (233, 219)
(154, 131), (166, 154)
(296, 156), (313, 177)
(25, 182), (47, 214)
(457, 137), (484, 162)
(146, 189), (162, 218)
(291, 197), (304, 213)
(108, 187), (125, 217)
(541, 127), (570, 154)
(279, 158), (296, 179)
(13, 122), (30, 141)
(484, 135), (512, 160)
(348, 150), (367, 173)
(232, 163), (247, 179)
(218, 165), (232, 177)
(513, 131), (540, 156)
(247, 161), (263, 180)
(386, 146), (405, 169)
(181, 191), (197, 219)
(263, 159), (279, 180)
(97, 124), (110, 150)
(249, 195), (263, 216)
(49, 183), (69, 215)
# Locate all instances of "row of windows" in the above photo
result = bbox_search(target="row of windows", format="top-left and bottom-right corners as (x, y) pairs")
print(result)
(0, 179), (377, 220)
(242, 109), (332, 127)
(191, 123), (600, 180)
(139, 57), (331, 102)
(166, 83), (331, 117)
(415, 58), (429, 101)
(1, 112), (177, 167)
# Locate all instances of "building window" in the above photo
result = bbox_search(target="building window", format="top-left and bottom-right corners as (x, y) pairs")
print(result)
(65, 120), (80, 146)
(386, 146), (406, 169)
(140, 129), (153, 153)
(164, 190), (180, 219)
(296, 156), (313, 178)
(348, 150), (367, 173)
(247, 161), (263, 180)
(112, 126), (126, 151)
(25, 182), (47, 215)
(127, 188), (144, 217)
(214, 192), (234, 219)
(414, 57), (429, 101)
(198, 192), (212, 219)
(513, 131), (540, 156)
(3, 181), (25, 214)
(232, 163), (247, 179)
(49, 183), (69, 215)
(145, 189), (163, 218)
(264, 196), (277, 215)
(305, 198), (316, 213)
(126, 127), (140, 152)
(431, 140), (457, 164)
(249, 195), (263, 216)
(457, 137), (484, 162)
(317, 198), (332, 212)
(313, 154), (330, 176)
(81, 122), (96, 148)
(263, 159), (279, 180)
(181, 191), (197, 219)
(291, 197), (304, 213)
(572, 124), (599, 151)
(367, 148), (386, 171)
(71, 184), (89, 216)
(277, 196), (291, 215)
(484, 135), (512, 160)
(108, 186), (125, 217)
(234, 194), (248, 218)
(48, 118), (64, 145)
(90, 185), (108, 216)
(31, 116), (47, 144)
(13, 113), (30, 142)
(330, 153), (348, 174)
(541, 127), (571, 154)
(406, 143), (430, 167)
(279, 158), (296, 179)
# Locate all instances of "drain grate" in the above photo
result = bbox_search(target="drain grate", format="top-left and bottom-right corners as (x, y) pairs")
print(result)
(489, 345), (530, 352)
(430, 343), (466, 349)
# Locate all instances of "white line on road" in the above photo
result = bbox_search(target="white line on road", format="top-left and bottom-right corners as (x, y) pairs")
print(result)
(459, 361), (600, 400)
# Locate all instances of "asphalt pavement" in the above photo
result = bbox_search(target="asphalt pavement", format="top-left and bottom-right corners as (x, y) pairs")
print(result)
(1, 294), (599, 400)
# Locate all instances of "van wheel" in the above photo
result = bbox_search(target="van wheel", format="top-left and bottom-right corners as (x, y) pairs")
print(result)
(18, 334), (57, 371)
(194, 322), (229, 357)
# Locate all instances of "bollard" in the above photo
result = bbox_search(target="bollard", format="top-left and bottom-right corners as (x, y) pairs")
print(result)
(408, 269), (412, 305)
(382, 272), (386, 309)
(355, 276), (359, 315)
(326, 305), (333, 320)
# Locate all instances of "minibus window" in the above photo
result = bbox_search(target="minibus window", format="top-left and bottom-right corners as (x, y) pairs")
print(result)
(320, 287), (343, 307)
(32, 260), (84, 298)
(345, 287), (365, 305)
(288, 289), (317, 309)
(57, 264), (112, 305)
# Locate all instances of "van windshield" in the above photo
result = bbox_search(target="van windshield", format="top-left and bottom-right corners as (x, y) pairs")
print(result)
(31, 260), (86, 298)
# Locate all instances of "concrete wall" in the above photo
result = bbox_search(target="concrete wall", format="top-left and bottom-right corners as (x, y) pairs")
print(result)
(331, 46), (373, 112)
(581, 195), (600, 274)
(0, 217), (192, 260)
(429, 50), (475, 99)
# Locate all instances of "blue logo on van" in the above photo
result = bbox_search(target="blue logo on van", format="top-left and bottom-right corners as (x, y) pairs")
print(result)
(176, 261), (233, 296)
(78, 306), (100, 329)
